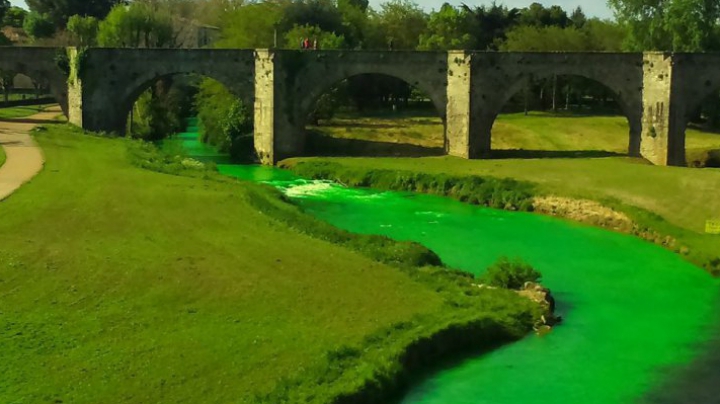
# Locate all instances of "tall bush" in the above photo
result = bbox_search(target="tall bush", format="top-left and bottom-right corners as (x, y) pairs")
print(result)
(480, 257), (542, 290)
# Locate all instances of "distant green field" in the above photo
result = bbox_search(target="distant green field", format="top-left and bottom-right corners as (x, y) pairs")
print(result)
(0, 124), (535, 403)
(0, 104), (53, 119)
(312, 111), (720, 161)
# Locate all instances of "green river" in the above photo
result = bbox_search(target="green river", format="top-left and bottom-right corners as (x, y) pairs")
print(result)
(169, 121), (720, 404)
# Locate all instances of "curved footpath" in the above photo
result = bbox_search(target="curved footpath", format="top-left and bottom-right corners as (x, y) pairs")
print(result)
(0, 106), (59, 201)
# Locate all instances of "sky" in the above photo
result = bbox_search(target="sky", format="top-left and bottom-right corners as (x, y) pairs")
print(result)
(8, 0), (614, 19)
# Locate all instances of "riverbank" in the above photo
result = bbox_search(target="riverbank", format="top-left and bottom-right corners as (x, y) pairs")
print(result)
(0, 123), (540, 404)
(280, 158), (720, 275)
(310, 112), (720, 165)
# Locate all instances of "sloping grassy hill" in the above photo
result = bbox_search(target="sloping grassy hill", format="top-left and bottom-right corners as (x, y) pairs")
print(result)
(0, 125), (537, 403)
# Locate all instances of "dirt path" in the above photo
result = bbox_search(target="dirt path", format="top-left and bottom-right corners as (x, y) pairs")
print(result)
(0, 106), (62, 201)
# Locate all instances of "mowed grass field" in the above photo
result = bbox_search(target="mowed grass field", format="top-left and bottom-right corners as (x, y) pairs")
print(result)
(0, 104), (54, 120)
(0, 125), (453, 403)
(312, 111), (720, 159)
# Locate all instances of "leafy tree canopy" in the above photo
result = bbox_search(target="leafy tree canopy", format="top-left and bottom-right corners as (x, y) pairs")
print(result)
(26, 0), (123, 28)
(2, 6), (28, 28)
(609, 0), (720, 51)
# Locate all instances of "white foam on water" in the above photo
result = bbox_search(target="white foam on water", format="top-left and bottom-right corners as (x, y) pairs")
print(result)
(282, 181), (338, 198)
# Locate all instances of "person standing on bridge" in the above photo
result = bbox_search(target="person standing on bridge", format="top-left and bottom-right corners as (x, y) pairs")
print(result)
(303, 37), (310, 50)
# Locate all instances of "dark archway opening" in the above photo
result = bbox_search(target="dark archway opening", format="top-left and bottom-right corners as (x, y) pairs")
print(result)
(0, 70), (57, 120)
(303, 73), (445, 158)
(491, 74), (631, 159)
(124, 75), (255, 163)
(685, 90), (720, 168)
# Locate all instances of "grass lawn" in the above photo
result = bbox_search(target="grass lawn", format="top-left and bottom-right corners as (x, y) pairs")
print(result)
(0, 104), (54, 120)
(0, 146), (5, 168)
(311, 111), (720, 160)
(0, 124), (537, 403)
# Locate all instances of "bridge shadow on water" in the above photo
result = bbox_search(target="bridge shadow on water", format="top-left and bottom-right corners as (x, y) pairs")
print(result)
(490, 149), (626, 159)
(640, 306), (720, 404)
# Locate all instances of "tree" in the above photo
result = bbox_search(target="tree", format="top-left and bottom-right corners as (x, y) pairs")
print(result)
(519, 2), (568, 28)
(217, 2), (284, 48)
(418, 3), (475, 50)
(26, 0), (122, 28)
(23, 11), (55, 39)
(462, 3), (520, 50)
(279, 0), (348, 43)
(0, 70), (15, 105)
(608, 0), (720, 52)
(367, 0), (427, 50)
(67, 15), (99, 46)
(2, 6), (28, 28)
(97, 3), (175, 48)
(284, 24), (345, 50)
(0, 0), (9, 24)
(570, 6), (586, 29)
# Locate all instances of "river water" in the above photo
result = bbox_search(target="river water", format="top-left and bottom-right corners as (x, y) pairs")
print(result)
(168, 121), (720, 404)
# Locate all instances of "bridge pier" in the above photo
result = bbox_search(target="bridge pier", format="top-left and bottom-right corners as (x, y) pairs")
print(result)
(254, 50), (306, 165)
(640, 52), (686, 166)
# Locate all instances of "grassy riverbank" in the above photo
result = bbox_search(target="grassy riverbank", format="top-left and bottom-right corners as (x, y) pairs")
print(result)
(0, 124), (538, 403)
(311, 111), (720, 163)
(281, 157), (720, 275)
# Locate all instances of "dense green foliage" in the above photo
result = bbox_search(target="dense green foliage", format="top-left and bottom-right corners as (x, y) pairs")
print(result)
(66, 15), (98, 46)
(97, 2), (174, 48)
(285, 161), (536, 211)
(26, 0), (120, 27)
(194, 80), (255, 161)
(22, 11), (55, 39)
(0, 0), (8, 23)
(1, 5), (26, 27)
(0, 123), (539, 403)
(480, 257), (542, 289)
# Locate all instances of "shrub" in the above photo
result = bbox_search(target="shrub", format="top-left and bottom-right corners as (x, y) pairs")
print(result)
(480, 257), (541, 290)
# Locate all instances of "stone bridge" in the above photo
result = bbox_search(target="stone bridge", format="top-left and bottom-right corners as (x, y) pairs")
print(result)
(0, 47), (713, 166)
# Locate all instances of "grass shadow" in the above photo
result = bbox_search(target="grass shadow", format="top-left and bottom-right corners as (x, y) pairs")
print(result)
(490, 149), (626, 159)
(306, 131), (444, 158)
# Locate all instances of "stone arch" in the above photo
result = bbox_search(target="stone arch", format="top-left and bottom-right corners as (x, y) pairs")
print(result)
(116, 70), (254, 133)
(78, 49), (255, 133)
(498, 72), (640, 153)
(469, 53), (644, 157)
(0, 48), (69, 116)
(292, 59), (448, 128)
(270, 51), (449, 159)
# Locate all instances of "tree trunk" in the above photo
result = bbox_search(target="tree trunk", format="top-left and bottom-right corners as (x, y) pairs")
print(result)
(565, 85), (571, 111)
(552, 75), (557, 112)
